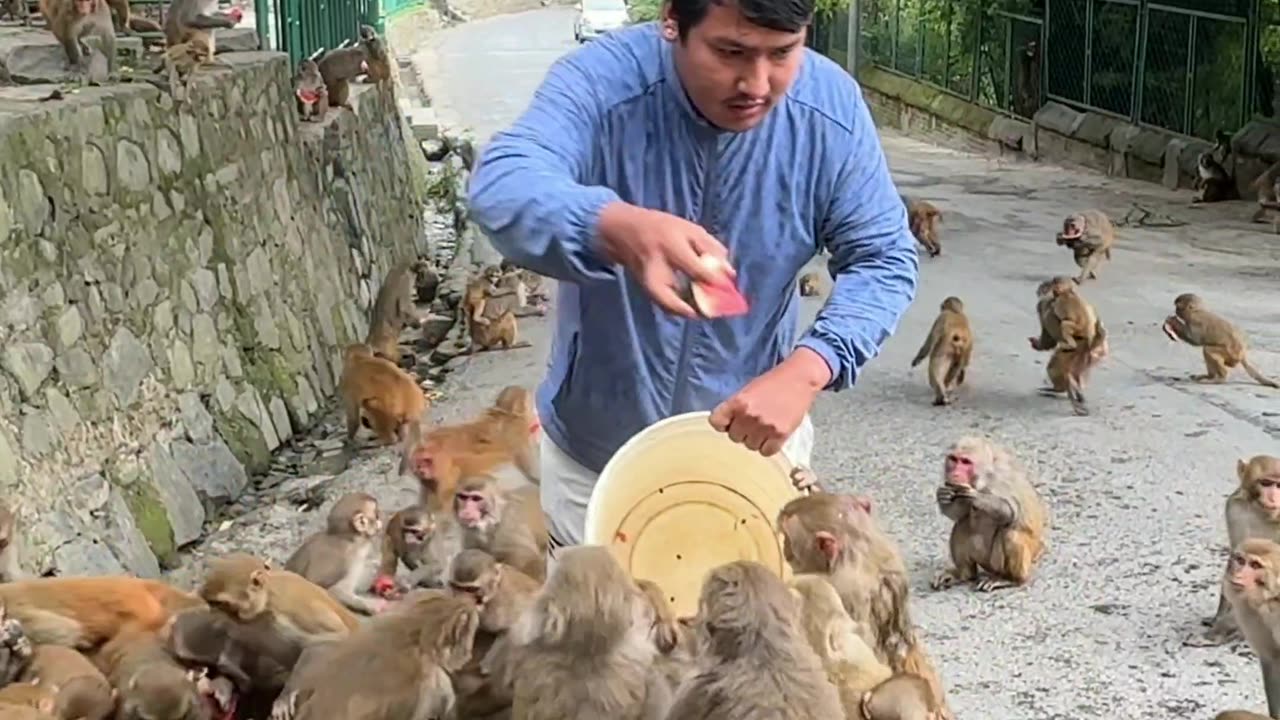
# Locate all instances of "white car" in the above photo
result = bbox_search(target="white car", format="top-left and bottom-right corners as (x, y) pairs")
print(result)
(574, 0), (629, 43)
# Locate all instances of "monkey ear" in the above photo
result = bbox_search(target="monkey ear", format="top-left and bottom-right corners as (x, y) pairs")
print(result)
(249, 569), (267, 588)
(814, 531), (840, 562)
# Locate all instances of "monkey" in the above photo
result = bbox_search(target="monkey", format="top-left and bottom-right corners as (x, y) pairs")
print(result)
(633, 579), (697, 697)
(357, 24), (391, 84)
(293, 58), (328, 123)
(198, 552), (360, 647)
(1223, 538), (1280, 718)
(162, 0), (241, 46)
(499, 260), (549, 305)
(454, 476), (548, 583)
(788, 573), (892, 717)
(0, 606), (33, 685)
(665, 560), (844, 720)
(284, 492), (387, 616)
(493, 268), (549, 318)
(0, 681), (60, 717)
(909, 297), (972, 407)
(163, 607), (299, 719)
(2, 0), (31, 26)
(263, 639), (341, 720)
(1250, 159), (1280, 226)
(415, 259), (440, 306)
(901, 196), (942, 257)
(1011, 38), (1041, 119)
(17, 644), (114, 720)
(152, 33), (215, 103)
(776, 493), (951, 718)
(1186, 455), (1280, 648)
(1163, 293), (1278, 388)
(446, 549), (540, 719)
(1054, 210), (1115, 284)
(1028, 276), (1107, 416)
(40, 0), (115, 82)
(365, 259), (427, 365)
(798, 271), (823, 298)
(0, 506), (26, 584)
(931, 436), (1049, 593)
(1193, 139), (1237, 204)
(105, 0), (160, 32)
(461, 274), (532, 354)
(506, 545), (669, 720)
(338, 343), (428, 447)
(288, 591), (479, 720)
(95, 626), (212, 720)
(0, 578), (203, 650)
(862, 674), (942, 720)
(400, 384), (541, 512)
(372, 504), (459, 596)
(316, 42), (368, 110)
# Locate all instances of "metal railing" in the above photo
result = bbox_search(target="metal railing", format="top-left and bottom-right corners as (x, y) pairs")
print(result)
(818, 0), (1268, 141)
(251, 0), (382, 66)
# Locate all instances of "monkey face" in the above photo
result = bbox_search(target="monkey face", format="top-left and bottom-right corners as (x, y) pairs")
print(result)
(1252, 475), (1280, 515)
(454, 489), (494, 529)
(944, 452), (976, 487)
(1228, 551), (1269, 592)
(73, 0), (94, 14)
(401, 518), (431, 546)
(1059, 215), (1085, 240)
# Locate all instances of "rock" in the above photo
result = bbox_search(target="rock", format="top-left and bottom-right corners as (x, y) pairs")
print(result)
(102, 327), (154, 408)
(102, 488), (162, 577)
(43, 389), (79, 434)
(19, 411), (56, 457)
(117, 139), (152, 192)
(148, 442), (207, 547)
(1, 342), (54, 399)
(14, 169), (48, 235)
(52, 538), (126, 576)
(169, 439), (249, 504)
(191, 314), (220, 368)
(236, 386), (281, 451)
(178, 392), (216, 443)
(269, 396), (293, 440)
(420, 313), (453, 347)
(53, 306), (84, 349)
(54, 347), (97, 389)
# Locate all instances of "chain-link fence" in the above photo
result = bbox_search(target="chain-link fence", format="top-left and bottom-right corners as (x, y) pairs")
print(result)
(819, 0), (1264, 140)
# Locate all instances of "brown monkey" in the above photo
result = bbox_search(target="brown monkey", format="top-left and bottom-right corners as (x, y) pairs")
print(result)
(289, 592), (480, 720)
(263, 640), (341, 720)
(910, 297), (972, 407)
(932, 437), (1048, 592)
(1054, 210), (1115, 283)
(316, 42), (368, 110)
(0, 682), (60, 717)
(338, 343), (428, 446)
(788, 574), (892, 717)
(357, 24), (391, 84)
(1250, 159), (1280, 225)
(152, 33), (215, 102)
(666, 560), (843, 720)
(1224, 538), (1280, 718)
(776, 494), (950, 718)
(1187, 455), (1280, 647)
(2, 0), (31, 26)
(0, 578), (203, 650)
(372, 504), (459, 596)
(798, 271), (823, 298)
(0, 606), (33, 686)
(902, 196), (942, 257)
(447, 549), (540, 718)
(400, 384), (541, 511)
(461, 274), (532, 353)
(294, 58), (328, 123)
(105, 0), (160, 32)
(163, 607), (298, 716)
(494, 268), (549, 318)
(1163, 293), (1278, 388)
(1193, 142), (1237, 204)
(198, 553), (360, 646)
(40, 0), (115, 81)
(506, 546), (667, 720)
(0, 503), (27, 582)
(498, 260), (549, 305)
(284, 492), (387, 616)
(454, 475), (548, 582)
(17, 644), (113, 720)
(1029, 276), (1107, 416)
(162, 0), (241, 46)
(634, 579), (697, 696)
(365, 259), (427, 364)
(862, 674), (941, 720)
(95, 626), (211, 720)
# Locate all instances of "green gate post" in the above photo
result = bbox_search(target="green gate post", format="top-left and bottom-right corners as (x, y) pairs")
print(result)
(254, 0), (271, 52)
(847, 0), (859, 74)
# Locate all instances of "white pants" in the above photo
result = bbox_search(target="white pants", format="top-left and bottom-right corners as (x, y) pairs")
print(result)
(541, 415), (815, 559)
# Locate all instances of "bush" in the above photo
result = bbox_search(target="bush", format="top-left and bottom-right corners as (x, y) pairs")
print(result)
(629, 0), (660, 22)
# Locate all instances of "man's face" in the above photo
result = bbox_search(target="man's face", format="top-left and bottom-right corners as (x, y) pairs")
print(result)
(665, 2), (808, 132)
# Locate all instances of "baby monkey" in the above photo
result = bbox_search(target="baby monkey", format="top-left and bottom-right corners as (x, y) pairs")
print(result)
(294, 58), (328, 123)
(1162, 293), (1278, 388)
(910, 296), (972, 407)
(1055, 210), (1115, 284)
(284, 492), (387, 615)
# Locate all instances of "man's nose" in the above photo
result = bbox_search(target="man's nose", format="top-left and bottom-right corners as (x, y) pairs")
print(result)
(736, 58), (770, 96)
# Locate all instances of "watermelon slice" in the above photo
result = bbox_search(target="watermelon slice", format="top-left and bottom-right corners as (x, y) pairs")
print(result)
(688, 255), (748, 318)
(296, 88), (321, 105)
(1161, 319), (1179, 342)
(226, 5), (243, 22)
(371, 574), (400, 599)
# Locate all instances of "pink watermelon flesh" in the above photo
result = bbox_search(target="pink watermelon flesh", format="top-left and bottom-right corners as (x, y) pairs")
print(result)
(297, 89), (320, 104)
(227, 6), (243, 21)
(691, 265), (749, 318)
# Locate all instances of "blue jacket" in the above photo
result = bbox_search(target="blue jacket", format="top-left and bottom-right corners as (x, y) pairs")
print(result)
(467, 23), (919, 473)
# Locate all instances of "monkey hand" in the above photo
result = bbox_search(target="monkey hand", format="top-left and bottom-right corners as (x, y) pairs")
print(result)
(789, 466), (822, 494)
(1027, 336), (1044, 351)
(595, 200), (732, 319)
(709, 348), (829, 457)
(371, 574), (401, 599)
(1161, 318), (1180, 342)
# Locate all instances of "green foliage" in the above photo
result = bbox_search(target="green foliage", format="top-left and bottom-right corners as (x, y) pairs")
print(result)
(629, 0), (660, 23)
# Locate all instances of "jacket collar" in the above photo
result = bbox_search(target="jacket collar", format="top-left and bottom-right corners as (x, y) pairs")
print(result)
(658, 30), (724, 137)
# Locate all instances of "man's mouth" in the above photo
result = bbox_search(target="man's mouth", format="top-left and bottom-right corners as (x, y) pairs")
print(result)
(727, 99), (766, 115)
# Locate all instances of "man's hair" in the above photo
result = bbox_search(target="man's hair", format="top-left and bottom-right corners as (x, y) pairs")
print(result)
(668, 0), (813, 38)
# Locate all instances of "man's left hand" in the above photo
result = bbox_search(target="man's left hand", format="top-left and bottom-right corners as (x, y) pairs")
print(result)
(709, 348), (832, 457)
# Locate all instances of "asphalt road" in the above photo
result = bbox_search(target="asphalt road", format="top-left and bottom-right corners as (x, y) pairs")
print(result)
(413, 11), (1280, 719)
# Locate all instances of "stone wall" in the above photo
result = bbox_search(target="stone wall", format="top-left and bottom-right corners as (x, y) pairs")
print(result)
(857, 65), (1280, 194)
(0, 51), (432, 576)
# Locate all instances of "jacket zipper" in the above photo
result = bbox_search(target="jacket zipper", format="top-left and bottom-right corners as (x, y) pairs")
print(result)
(670, 134), (720, 413)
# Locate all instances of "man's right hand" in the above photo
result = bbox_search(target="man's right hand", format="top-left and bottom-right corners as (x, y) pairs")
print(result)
(596, 201), (733, 318)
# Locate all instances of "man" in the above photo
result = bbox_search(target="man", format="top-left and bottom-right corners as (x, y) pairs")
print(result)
(467, 0), (918, 554)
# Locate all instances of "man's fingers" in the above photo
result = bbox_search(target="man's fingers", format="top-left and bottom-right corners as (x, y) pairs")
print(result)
(687, 232), (734, 275)
(708, 401), (733, 432)
(759, 437), (784, 457)
(669, 235), (728, 285)
(649, 284), (699, 318)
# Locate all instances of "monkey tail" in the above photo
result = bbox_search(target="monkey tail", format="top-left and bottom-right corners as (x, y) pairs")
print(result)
(1242, 359), (1280, 388)
(910, 338), (932, 368)
(1103, 248), (1111, 260)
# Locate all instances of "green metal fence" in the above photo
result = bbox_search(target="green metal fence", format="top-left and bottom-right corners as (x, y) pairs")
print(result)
(252, 0), (382, 66)
(826, 0), (1274, 141)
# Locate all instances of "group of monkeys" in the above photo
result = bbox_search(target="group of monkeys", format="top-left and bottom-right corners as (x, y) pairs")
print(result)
(1, 0), (392, 112)
(805, 197), (1277, 417)
(1192, 132), (1280, 233)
